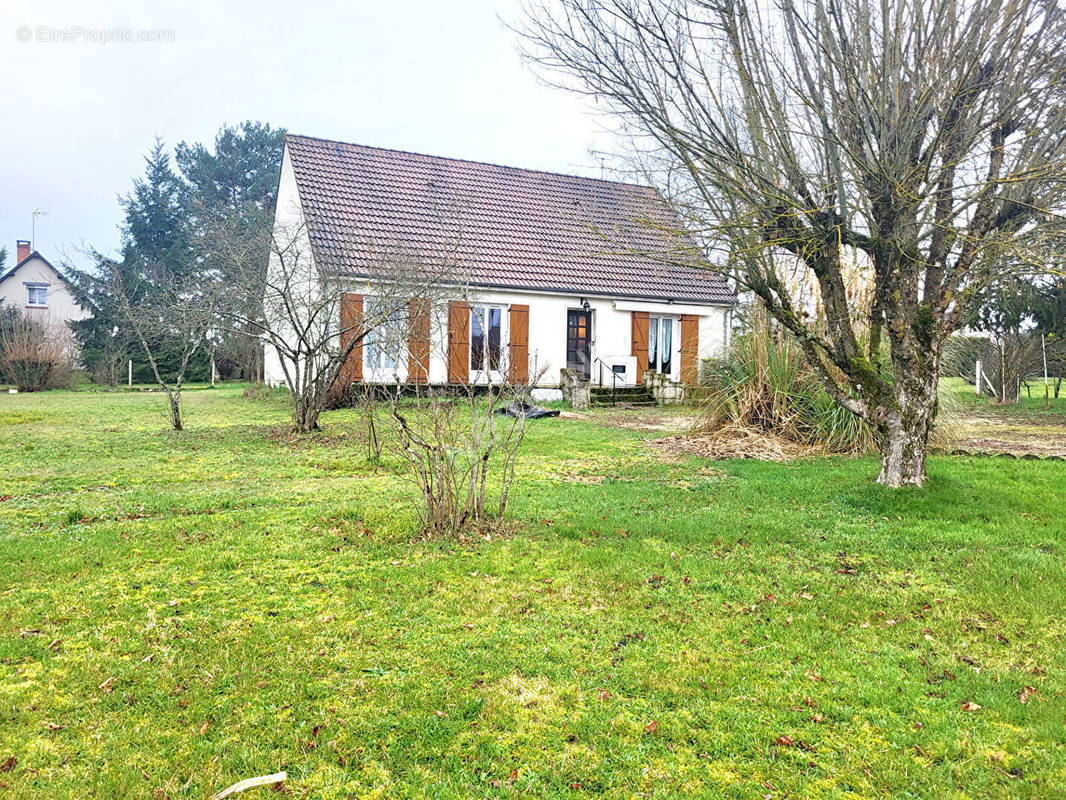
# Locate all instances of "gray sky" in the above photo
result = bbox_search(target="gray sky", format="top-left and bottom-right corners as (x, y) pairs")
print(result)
(0, 0), (612, 268)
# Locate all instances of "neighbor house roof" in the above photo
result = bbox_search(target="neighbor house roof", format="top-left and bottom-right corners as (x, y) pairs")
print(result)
(0, 250), (62, 285)
(285, 134), (734, 305)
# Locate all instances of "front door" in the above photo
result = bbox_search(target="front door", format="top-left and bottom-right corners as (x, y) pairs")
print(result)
(566, 309), (591, 378)
(648, 316), (675, 378)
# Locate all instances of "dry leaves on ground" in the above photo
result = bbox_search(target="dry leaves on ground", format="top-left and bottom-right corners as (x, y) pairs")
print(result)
(651, 423), (815, 462)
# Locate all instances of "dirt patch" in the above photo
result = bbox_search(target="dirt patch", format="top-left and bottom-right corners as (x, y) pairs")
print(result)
(560, 409), (697, 433)
(953, 409), (1066, 459)
(569, 399), (1066, 461)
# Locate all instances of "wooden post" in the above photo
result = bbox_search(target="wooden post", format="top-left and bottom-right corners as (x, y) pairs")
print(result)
(128, 359), (133, 389)
(975, 359), (982, 397)
(1042, 334), (1049, 410)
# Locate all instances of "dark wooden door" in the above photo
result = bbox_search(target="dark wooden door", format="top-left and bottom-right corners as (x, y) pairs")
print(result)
(566, 309), (591, 378)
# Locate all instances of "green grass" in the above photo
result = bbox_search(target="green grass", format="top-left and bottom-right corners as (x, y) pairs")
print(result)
(941, 376), (1066, 418)
(1, 385), (1064, 799)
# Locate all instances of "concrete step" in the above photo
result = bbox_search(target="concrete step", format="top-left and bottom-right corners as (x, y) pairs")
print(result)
(590, 388), (655, 399)
(591, 398), (658, 408)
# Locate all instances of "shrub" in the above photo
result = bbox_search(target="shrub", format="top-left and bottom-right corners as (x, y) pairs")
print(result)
(0, 307), (76, 391)
(941, 335), (983, 380)
(699, 315), (877, 453)
(383, 387), (529, 538)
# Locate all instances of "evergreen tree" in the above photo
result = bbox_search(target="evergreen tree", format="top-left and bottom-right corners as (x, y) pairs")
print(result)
(68, 138), (206, 383)
(121, 138), (191, 280)
(69, 124), (284, 385)
(176, 121), (285, 211)
(177, 122), (285, 381)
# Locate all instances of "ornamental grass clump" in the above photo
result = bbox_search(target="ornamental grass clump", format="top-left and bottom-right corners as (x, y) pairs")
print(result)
(698, 314), (875, 454)
(696, 314), (957, 458)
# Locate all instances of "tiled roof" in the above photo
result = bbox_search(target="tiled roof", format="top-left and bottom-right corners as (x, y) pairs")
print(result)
(285, 135), (734, 305)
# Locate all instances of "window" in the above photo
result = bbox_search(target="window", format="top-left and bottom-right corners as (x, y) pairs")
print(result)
(26, 284), (48, 307)
(470, 306), (503, 373)
(649, 316), (674, 375)
(363, 298), (406, 371)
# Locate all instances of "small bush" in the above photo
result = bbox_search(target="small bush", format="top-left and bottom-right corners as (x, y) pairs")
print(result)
(698, 314), (877, 453)
(0, 307), (76, 391)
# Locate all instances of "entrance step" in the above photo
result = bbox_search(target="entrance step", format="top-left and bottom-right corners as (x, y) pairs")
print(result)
(589, 386), (658, 407)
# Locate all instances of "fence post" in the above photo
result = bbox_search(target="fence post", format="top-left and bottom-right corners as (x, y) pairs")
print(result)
(128, 359), (132, 389)
(1042, 334), (1049, 410)
(975, 359), (982, 396)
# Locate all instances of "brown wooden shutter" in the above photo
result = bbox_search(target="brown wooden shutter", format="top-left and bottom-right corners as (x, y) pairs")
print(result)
(339, 293), (363, 384)
(508, 304), (529, 384)
(447, 300), (469, 384)
(631, 311), (649, 383)
(680, 314), (699, 385)
(408, 298), (431, 384)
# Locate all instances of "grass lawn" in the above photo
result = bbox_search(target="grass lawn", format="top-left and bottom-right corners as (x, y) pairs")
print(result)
(941, 376), (1066, 418)
(1, 385), (1064, 799)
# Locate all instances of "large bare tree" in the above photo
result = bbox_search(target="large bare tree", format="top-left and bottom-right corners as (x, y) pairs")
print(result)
(520, 0), (1066, 486)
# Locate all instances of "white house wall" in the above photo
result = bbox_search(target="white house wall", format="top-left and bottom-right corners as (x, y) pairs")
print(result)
(263, 146), (321, 388)
(0, 256), (89, 329)
(277, 283), (730, 389)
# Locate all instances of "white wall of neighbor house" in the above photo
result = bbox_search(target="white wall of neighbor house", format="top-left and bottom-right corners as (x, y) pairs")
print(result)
(0, 256), (89, 329)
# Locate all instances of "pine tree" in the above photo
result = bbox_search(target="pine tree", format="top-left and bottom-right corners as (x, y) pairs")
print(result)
(175, 121), (285, 211)
(68, 139), (205, 384)
(177, 122), (286, 381)
(121, 138), (191, 281)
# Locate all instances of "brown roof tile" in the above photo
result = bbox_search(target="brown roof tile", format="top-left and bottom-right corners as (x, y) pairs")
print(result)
(286, 134), (734, 305)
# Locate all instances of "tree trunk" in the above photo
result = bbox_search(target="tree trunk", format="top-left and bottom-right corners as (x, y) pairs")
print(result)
(876, 383), (936, 488)
(168, 393), (183, 431)
(292, 396), (321, 433)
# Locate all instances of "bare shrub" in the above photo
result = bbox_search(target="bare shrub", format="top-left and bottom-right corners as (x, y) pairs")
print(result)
(0, 309), (76, 392)
(387, 385), (534, 538)
(372, 303), (546, 538)
(980, 333), (1044, 404)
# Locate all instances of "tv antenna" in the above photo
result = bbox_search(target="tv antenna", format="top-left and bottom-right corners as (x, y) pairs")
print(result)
(32, 209), (49, 248)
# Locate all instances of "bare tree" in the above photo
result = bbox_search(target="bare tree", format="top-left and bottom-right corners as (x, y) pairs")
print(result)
(105, 256), (215, 430)
(0, 308), (76, 392)
(211, 208), (458, 433)
(520, 0), (1066, 486)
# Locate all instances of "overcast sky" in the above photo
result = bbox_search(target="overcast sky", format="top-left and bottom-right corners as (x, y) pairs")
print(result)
(0, 0), (613, 268)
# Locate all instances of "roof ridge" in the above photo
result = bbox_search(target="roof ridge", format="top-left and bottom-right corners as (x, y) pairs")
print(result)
(286, 133), (656, 194)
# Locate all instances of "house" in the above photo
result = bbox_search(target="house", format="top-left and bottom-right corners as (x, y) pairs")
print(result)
(0, 241), (89, 328)
(263, 134), (735, 399)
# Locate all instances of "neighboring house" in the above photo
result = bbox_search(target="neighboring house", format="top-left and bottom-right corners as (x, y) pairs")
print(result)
(264, 134), (735, 398)
(0, 241), (89, 329)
